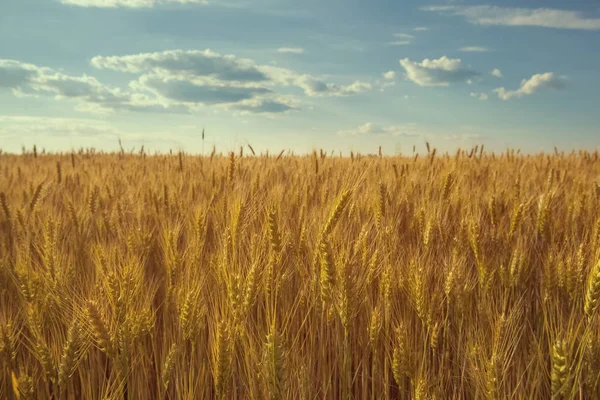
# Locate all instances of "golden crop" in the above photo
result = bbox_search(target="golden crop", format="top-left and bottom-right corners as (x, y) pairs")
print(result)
(1, 146), (599, 399)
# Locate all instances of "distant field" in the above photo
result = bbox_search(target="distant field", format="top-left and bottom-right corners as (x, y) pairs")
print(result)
(1, 147), (599, 399)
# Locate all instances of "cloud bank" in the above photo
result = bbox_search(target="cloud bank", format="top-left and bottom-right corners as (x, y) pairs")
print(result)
(92, 49), (371, 99)
(1, 49), (371, 116)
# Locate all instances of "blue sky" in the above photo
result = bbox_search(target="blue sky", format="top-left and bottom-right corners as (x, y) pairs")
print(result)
(1, 0), (599, 154)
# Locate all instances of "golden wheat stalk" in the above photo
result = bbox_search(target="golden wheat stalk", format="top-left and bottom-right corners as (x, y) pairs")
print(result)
(551, 338), (568, 398)
(585, 260), (600, 317)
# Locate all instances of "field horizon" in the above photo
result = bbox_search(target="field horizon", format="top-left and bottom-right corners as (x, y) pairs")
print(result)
(2, 142), (598, 158)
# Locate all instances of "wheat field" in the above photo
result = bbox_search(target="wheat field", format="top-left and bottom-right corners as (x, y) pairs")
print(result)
(0, 146), (599, 399)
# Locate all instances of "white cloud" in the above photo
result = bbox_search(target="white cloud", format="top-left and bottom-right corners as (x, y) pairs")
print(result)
(0, 60), (45, 89)
(376, 73), (397, 91)
(277, 47), (304, 54)
(422, 5), (600, 30)
(399, 56), (479, 86)
(336, 80), (372, 96)
(337, 122), (421, 137)
(1, 49), (371, 119)
(389, 34), (414, 46)
(60, 0), (210, 7)
(491, 68), (503, 78)
(267, 67), (374, 97)
(92, 49), (371, 98)
(459, 46), (489, 52)
(128, 73), (296, 114)
(421, 6), (455, 12)
(0, 59), (167, 114)
(413, 26), (429, 31)
(296, 76), (372, 97)
(0, 57), (289, 115)
(131, 74), (272, 105)
(493, 72), (565, 100)
(470, 92), (488, 101)
(91, 50), (269, 82)
(383, 71), (396, 80)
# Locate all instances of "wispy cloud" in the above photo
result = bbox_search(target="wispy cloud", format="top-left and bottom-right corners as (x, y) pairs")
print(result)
(337, 122), (420, 137)
(413, 26), (429, 31)
(376, 71), (397, 92)
(383, 71), (396, 80)
(422, 6), (454, 12)
(493, 72), (566, 100)
(470, 92), (488, 101)
(389, 32), (416, 46)
(277, 47), (304, 54)
(459, 46), (489, 52)
(60, 0), (212, 7)
(422, 5), (600, 30)
(60, 0), (214, 7)
(491, 68), (503, 78)
(399, 56), (479, 86)
(394, 33), (415, 39)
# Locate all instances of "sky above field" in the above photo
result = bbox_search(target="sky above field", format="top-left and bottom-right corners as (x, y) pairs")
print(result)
(1, 0), (599, 154)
